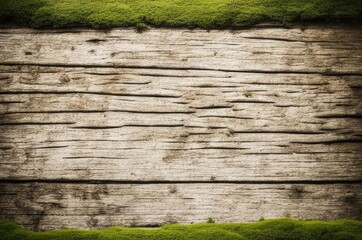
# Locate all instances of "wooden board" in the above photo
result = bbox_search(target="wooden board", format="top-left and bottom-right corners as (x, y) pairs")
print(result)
(0, 27), (362, 74)
(0, 182), (361, 231)
(0, 26), (361, 230)
(0, 65), (361, 181)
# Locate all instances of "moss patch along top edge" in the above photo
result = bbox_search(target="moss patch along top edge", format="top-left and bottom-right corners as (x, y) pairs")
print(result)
(1, 219), (362, 240)
(0, 0), (361, 29)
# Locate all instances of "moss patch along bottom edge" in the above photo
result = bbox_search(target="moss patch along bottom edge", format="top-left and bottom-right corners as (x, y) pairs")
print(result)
(1, 219), (362, 240)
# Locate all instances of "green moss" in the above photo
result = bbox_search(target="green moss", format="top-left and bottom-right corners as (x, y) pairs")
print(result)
(0, 0), (361, 29)
(244, 91), (253, 98)
(135, 22), (149, 33)
(207, 217), (215, 223)
(1, 219), (362, 240)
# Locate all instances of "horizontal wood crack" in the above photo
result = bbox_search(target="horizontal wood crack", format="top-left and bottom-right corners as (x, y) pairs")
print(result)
(0, 90), (181, 98)
(1, 179), (361, 185)
(1, 63), (362, 76)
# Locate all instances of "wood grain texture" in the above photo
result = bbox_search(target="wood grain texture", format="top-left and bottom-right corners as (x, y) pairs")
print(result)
(0, 65), (361, 181)
(0, 26), (361, 74)
(0, 183), (361, 231)
(0, 26), (361, 230)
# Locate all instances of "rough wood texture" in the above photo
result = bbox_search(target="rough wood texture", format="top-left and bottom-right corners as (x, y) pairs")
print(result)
(0, 27), (361, 74)
(0, 66), (361, 181)
(0, 26), (361, 230)
(0, 183), (361, 231)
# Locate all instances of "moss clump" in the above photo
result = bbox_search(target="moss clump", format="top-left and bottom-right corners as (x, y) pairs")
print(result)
(135, 22), (149, 33)
(207, 217), (215, 223)
(1, 219), (362, 240)
(0, 0), (361, 29)
(244, 91), (253, 98)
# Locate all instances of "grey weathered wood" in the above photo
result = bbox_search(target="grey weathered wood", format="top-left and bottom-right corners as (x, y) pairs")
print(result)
(0, 65), (361, 181)
(0, 183), (361, 230)
(0, 27), (361, 73)
(0, 26), (361, 230)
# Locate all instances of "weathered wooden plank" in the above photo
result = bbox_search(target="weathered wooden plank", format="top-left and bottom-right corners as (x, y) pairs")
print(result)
(0, 182), (360, 230)
(0, 27), (361, 73)
(0, 27), (361, 232)
(0, 65), (361, 180)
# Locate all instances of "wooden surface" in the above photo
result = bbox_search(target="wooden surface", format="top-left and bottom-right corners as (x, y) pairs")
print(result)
(0, 26), (361, 230)
(0, 183), (361, 231)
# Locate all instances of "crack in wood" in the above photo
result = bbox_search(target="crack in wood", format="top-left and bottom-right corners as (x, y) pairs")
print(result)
(1, 179), (361, 184)
(0, 122), (75, 126)
(0, 91), (181, 98)
(1, 63), (362, 76)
